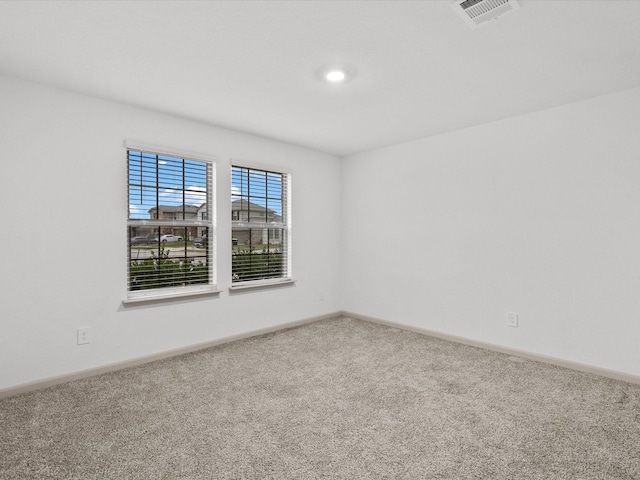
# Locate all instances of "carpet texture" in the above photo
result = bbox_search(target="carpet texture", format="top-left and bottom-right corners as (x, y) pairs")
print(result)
(1, 316), (639, 479)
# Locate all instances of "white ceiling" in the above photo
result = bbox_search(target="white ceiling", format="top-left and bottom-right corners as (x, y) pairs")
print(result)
(1, 0), (639, 157)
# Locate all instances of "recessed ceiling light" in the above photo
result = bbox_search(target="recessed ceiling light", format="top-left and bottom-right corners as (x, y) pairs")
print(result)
(325, 69), (347, 83)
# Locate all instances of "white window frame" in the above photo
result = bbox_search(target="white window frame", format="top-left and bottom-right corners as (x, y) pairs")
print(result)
(230, 162), (292, 290)
(124, 141), (219, 303)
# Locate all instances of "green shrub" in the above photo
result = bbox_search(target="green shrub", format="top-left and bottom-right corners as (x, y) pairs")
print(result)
(130, 247), (207, 290)
(232, 250), (283, 282)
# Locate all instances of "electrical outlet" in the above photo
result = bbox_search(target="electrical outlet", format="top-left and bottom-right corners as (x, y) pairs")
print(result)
(507, 312), (518, 328)
(77, 327), (91, 345)
(319, 290), (324, 301)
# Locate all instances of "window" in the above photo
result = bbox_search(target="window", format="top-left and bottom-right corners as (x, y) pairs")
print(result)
(127, 146), (215, 301)
(231, 165), (290, 285)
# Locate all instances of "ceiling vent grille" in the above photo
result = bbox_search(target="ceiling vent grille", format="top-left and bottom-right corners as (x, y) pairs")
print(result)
(452, 0), (520, 28)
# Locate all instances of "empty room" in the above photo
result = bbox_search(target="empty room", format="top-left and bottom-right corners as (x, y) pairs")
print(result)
(1, 1), (639, 478)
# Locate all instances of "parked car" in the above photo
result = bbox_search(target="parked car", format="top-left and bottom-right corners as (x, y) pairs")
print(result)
(193, 234), (207, 248)
(160, 234), (183, 243)
(130, 236), (150, 245)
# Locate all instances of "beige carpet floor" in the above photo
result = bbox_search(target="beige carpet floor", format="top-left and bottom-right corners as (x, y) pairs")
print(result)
(1, 316), (639, 479)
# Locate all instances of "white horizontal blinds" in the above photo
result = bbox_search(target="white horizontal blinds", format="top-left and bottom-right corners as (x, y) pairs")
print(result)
(128, 151), (208, 221)
(127, 149), (212, 293)
(128, 226), (210, 290)
(231, 165), (289, 283)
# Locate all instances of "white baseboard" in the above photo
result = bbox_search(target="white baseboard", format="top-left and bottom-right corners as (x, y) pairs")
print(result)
(342, 310), (640, 386)
(3, 309), (638, 399)
(0, 312), (340, 399)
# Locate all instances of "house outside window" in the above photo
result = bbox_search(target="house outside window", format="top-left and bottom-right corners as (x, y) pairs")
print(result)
(231, 165), (290, 285)
(126, 145), (215, 301)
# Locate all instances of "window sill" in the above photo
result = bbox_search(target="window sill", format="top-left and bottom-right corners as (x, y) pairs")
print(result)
(229, 278), (296, 293)
(123, 287), (222, 305)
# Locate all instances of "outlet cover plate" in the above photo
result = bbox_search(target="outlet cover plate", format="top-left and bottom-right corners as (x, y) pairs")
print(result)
(77, 327), (91, 345)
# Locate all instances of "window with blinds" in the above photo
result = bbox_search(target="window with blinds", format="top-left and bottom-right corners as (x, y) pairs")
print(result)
(127, 147), (214, 300)
(231, 165), (290, 285)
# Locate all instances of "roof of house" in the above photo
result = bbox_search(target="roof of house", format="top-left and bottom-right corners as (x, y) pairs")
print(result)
(232, 199), (275, 214)
(148, 205), (201, 213)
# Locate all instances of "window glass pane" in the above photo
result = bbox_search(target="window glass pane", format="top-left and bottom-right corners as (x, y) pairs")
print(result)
(128, 226), (209, 291)
(232, 228), (285, 283)
(127, 148), (212, 295)
(231, 165), (288, 284)
(266, 172), (282, 200)
(267, 199), (283, 221)
(128, 151), (208, 220)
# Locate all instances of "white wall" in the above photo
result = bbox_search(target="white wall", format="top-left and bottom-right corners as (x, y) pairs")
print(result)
(0, 75), (342, 390)
(341, 86), (640, 377)
(3, 74), (639, 390)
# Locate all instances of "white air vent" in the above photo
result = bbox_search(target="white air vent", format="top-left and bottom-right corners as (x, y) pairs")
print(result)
(452, 0), (520, 28)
